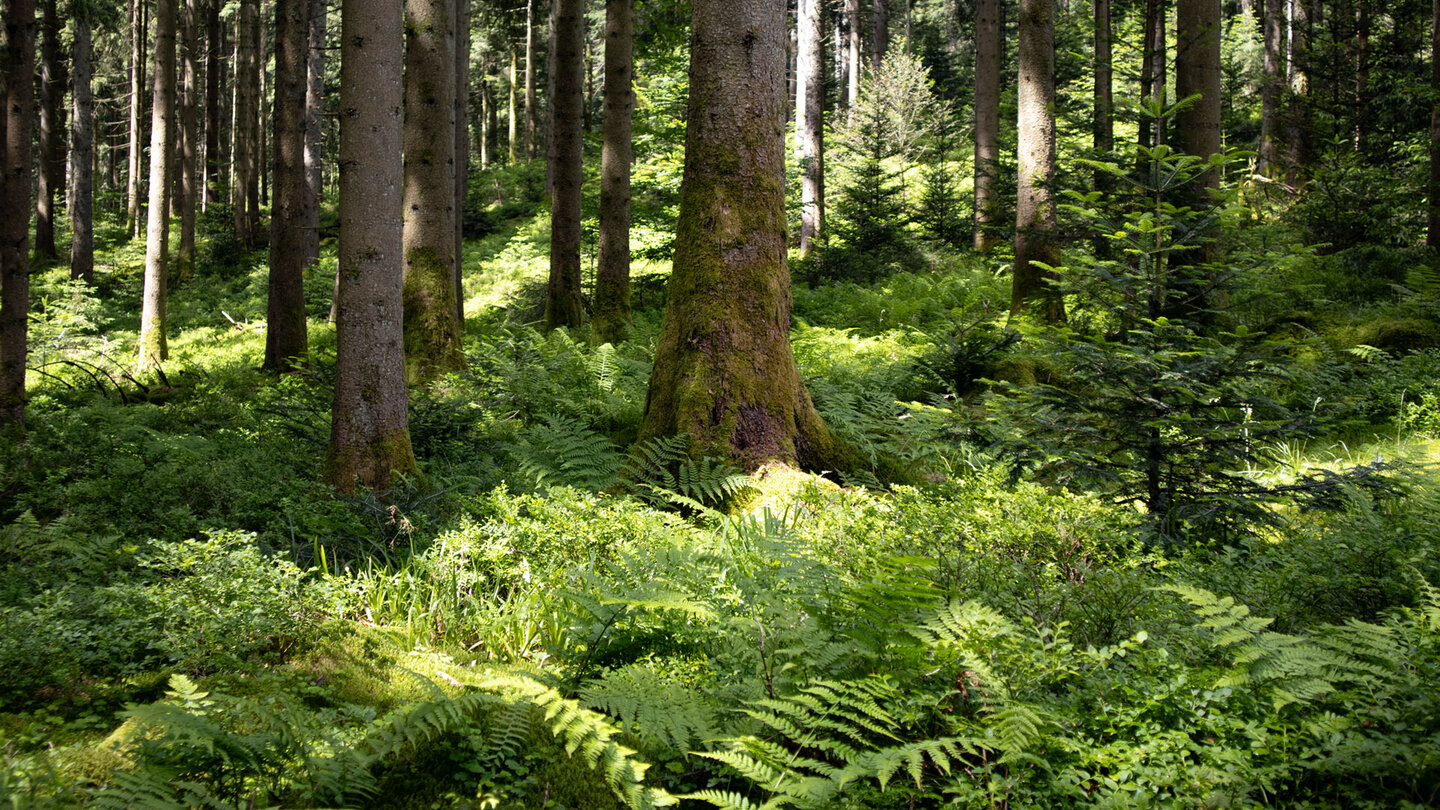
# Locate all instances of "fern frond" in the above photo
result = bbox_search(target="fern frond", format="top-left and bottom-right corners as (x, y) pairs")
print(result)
(677, 788), (794, 810)
(580, 664), (719, 751)
(516, 415), (624, 491)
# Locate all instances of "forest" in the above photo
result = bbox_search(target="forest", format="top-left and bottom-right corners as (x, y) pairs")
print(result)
(1, 0), (1439, 804)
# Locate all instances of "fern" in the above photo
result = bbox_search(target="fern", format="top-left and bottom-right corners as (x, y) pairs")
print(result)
(516, 415), (624, 491)
(623, 434), (756, 513)
(580, 664), (720, 751)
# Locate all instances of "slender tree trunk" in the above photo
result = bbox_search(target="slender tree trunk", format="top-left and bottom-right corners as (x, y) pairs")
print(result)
(545, 0), (584, 329)
(508, 47), (518, 163)
(544, 0), (557, 196)
(34, 0), (63, 262)
(1012, 0), (1063, 322)
(1139, 0), (1166, 152)
(325, 0), (418, 493)
(265, 0), (310, 371)
(973, 0), (1002, 251)
(1259, 0), (1285, 174)
(480, 69), (492, 168)
(205, 0), (222, 206)
(401, 0), (464, 379)
(233, 0), (259, 246)
(593, 0), (634, 343)
(0, 0), (36, 428)
(454, 0), (469, 327)
(71, 9), (96, 284)
(795, 0), (824, 258)
(846, 0), (861, 111)
(139, 0), (177, 371)
(524, 0), (537, 160)
(1286, 0), (1311, 181)
(638, 0), (851, 473)
(872, 0), (888, 68)
(1355, 0), (1369, 150)
(127, 0), (147, 238)
(834, 0), (847, 105)
(1428, 0), (1440, 247)
(177, 0), (199, 280)
(304, 0), (325, 266)
(1093, 0), (1113, 163)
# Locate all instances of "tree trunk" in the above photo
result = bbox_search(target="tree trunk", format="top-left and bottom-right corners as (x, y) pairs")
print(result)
(177, 0), (199, 280)
(265, 0), (310, 371)
(1428, 0), (1440, 247)
(637, 0), (852, 473)
(1011, 0), (1063, 322)
(325, 0), (418, 493)
(233, 0), (260, 246)
(1175, 0), (1222, 177)
(1259, 0), (1285, 175)
(480, 67), (492, 169)
(524, 0), (537, 160)
(70, 8), (95, 284)
(1286, 0), (1311, 181)
(871, 0), (888, 68)
(127, 0), (147, 238)
(401, 0), (465, 379)
(846, 0), (861, 111)
(0, 0), (35, 428)
(304, 0), (325, 266)
(1354, 0), (1369, 150)
(594, 0), (633, 343)
(139, 0), (177, 371)
(1093, 0), (1113, 163)
(508, 47), (518, 162)
(454, 0), (469, 327)
(205, 0), (223, 207)
(34, 0), (63, 263)
(545, 0), (584, 330)
(795, 0), (824, 258)
(973, 0), (1002, 251)
(1139, 0), (1167, 152)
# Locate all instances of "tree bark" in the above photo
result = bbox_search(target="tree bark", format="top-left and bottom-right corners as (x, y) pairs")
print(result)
(795, 0), (824, 258)
(70, 8), (96, 284)
(233, 0), (260, 246)
(1259, 0), (1285, 175)
(0, 0), (35, 428)
(177, 0), (199, 280)
(545, 0), (584, 330)
(304, 0), (326, 266)
(524, 0), (537, 160)
(34, 0), (64, 263)
(1139, 0), (1167, 152)
(325, 0), (418, 493)
(593, 0), (634, 343)
(871, 0), (888, 68)
(139, 0), (178, 371)
(1428, 0), (1440, 247)
(402, 0), (465, 379)
(265, 0), (311, 371)
(637, 0), (851, 473)
(454, 0), (470, 328)
(1012, 0), (1063, 322)
(846, 0), (861, 111)
(1354, 0), (1369, 150)
(1175, 0), (1222, 178)
(1093, 0), (1113, 163)
(973, 0), (1002, 251)
(205, 0), (223, 207)
(508, 47), (518, 162)
(1286, 0), (1311, 181)
(127, 0), (147, 238)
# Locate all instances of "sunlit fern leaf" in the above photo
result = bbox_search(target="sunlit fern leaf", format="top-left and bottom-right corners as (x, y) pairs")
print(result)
(516, 415), (624, 491)
(677, 788), (795, 810)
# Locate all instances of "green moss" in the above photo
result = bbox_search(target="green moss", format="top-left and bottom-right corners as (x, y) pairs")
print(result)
(403, 245), (464, 384)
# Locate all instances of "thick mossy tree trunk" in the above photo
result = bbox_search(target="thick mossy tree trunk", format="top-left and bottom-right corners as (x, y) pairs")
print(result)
(795, 0), (825, 259)
(1011, 0), (1063, 322)
(0, 0), (35, 428)
(637, 0), (852, 473)
(138, 0), (177, 372)
(71, 9), (96, 284)
(972, 0), (1001, 251)
(544, 0), (584, 330)
(325, 0), (418, 493)
(592, 0), (633, 343)
(265, 0), (310, 372)
(401, 0), (465, 381)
